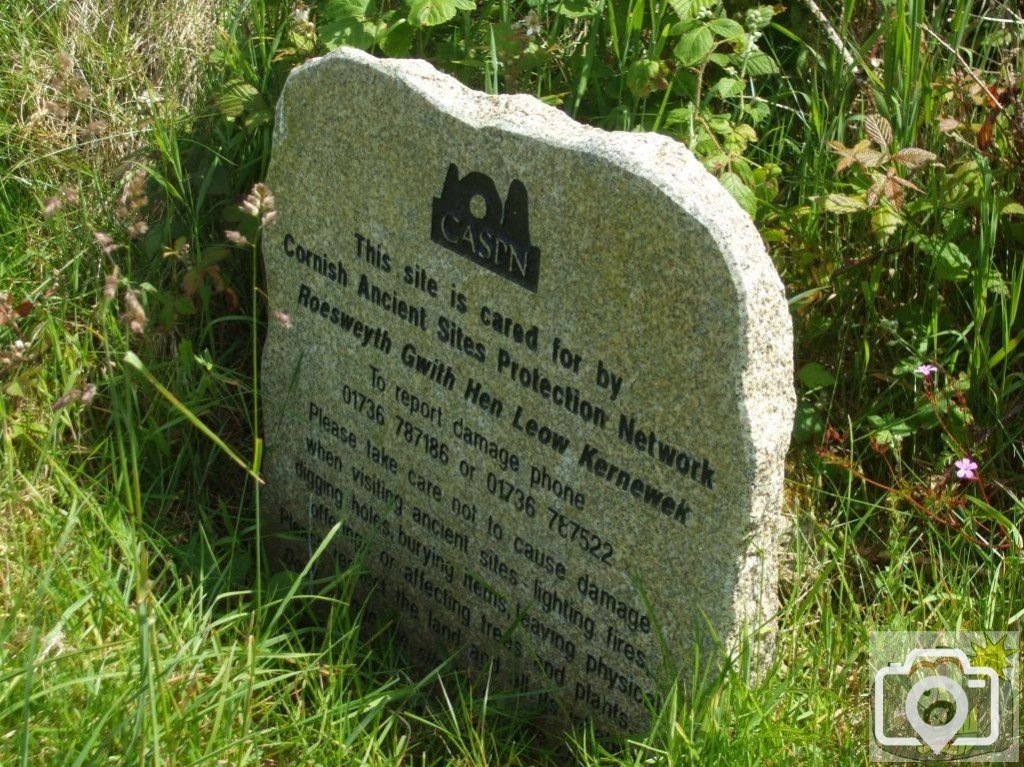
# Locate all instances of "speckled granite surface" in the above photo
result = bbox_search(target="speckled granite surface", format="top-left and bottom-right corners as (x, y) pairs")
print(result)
(260, 47), (794, 732)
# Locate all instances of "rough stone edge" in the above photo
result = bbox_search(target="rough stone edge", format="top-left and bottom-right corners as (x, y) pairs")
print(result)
(268, 46), (795, 666)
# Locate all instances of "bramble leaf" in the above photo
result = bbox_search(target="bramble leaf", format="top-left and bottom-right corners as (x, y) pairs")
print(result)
(319, 19), (376, 49)
(713, 77), (744, 98)
(798, 362), (836, 390)
(890, 174), (923, 193)
(733, 123), (757, 142)
(867, 413), (914, 448)
(719, 172), (757, 217)
(322, 0), (373, 19)
(871, 203), (902, 239)
(866, 174), (885, 207)
(852, 139), (884, 168)
(864, 114), (892, 148)
(407, 0), (475, 27)
(829, 140), (857, 172)
(914, 235), (971, 282)
(708, 17), (744, 40)
(892, 147), (938, 169)
(824, 193), (868, 213)
(740, 50), (778, 76)
(674, 25), (714, 66)
(380, 19), (414, 56)
(552, 0), (599, 18)
(667, 0), (716, 21)
(626, 58), (663, 97)
(938, 116), (962, 133)
(884, 174), (905, 209)
(792, 400), (825, 444)
(215, 80), (258, 118)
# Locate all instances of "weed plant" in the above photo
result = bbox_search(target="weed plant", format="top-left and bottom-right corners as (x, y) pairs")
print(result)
(0, 0), (1020, 764)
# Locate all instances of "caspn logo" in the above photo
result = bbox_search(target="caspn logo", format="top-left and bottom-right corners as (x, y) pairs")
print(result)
(431, 163), (540, 292)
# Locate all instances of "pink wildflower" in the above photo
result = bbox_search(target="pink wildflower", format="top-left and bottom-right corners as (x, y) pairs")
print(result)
(954, 457), (978, 481)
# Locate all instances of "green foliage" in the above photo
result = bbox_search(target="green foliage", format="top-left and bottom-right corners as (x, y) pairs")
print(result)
(785, 0), (1023, 534)
(823, 114), (939, 241)
(308, 0), (784, 213)
(1, 0), (1022, 764)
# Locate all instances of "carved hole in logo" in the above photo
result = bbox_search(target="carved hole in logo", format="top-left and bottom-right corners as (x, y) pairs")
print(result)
(469, 194), (488, 219)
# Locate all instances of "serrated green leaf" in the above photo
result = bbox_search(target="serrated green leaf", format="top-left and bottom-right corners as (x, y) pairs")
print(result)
(733, 123), (757, 142)
(243, 109), (272, 130)
(798, 362), (836, 390)
(792, 400), (825, 444)
(408, 0), (474, 26)
(320, 19), (376, 49)
(518, 41), (553, 70)
(489, 20), (521, 58)
(729, 156), (753, 179)
(706, 113), (732, 134)
(743, 99), (770, 123)
(264, 569), (301, 604)
(702, 153), (730, 171)
(674, 25), (714, 66)
(552, 0), (598, 18)
(708, 17), (744, 40)
(626, 58), (662, 98)
(740, 50), (779, 76)
(664, 105), (694, 127)
(871, 204), (902, 240)
(380, 19), (415, 56)
(321, 0), (373, 21)
(669, 18), (699, 35)
(241, 95), (272, 130)
(227, 549), (252, 583)
(866, 413), (914, 447)
(713, 76), (743, 98)
(986, 268), (1009, 296)
(719, 172), (757, 217)
(667, 0), (716, 21)
(824, 193), (867, 213)
(215, 80), (258, 118)
(1001, 202), (1024, 216)
(694, 135), (718, 155)
(914, 235), (971, 282)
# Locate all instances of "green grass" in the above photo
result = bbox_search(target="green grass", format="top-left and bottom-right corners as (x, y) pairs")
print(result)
(1, 0), (1021, 764)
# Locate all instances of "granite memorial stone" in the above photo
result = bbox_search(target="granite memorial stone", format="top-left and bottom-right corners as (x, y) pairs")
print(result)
(260, 47), (794, 732)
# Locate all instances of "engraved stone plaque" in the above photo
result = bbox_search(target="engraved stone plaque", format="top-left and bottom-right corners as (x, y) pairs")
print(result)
(261, 47), (794, 732)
